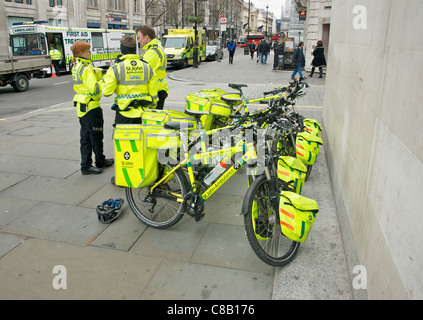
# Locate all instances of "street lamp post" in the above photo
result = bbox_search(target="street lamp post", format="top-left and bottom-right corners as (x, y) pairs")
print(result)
(247, 1), (250, 39)
(265, 4), (269, 38)
(194, 0), (198, 68)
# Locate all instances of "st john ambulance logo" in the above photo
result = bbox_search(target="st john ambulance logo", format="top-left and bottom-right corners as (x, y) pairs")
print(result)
(124, 152), (130, 160)
(131, 61), (137, 66)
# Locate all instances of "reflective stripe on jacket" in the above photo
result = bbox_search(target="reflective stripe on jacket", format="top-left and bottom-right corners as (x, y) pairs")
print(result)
(72, 57), (102, 118)
(101, 54), (159, 119)
(142, 38), (168, 93)
(50, 49), (62, 61)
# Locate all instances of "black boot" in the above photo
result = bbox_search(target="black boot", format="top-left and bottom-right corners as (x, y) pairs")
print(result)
(309, 67), (315, 77)
(318, 67), (323, 78)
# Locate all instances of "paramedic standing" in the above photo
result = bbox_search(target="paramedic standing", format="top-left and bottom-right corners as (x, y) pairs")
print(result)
(71, 41), (113, 175)
(49, 45), (62, 76)
(101, 36), (159, 125)
(136, 25), (168, 110)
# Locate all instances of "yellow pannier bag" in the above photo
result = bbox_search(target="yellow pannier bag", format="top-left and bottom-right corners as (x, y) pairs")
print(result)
(198, 88), (227, 99)
(277, 156), (307, 194)
(303, 119), (322, 137)
(185, 93), (232, 130)
(113, 125), (179, 188)
(279, 191), (319, 242)
(167, 112), (197, 130)
(185, 93), (211, 115)
(145, 131), (180, 149)
(142, 109), (197, 129)
(209, 97), (232, 116)
(142, 109), (168, 125)
(296, 131), (323, 165)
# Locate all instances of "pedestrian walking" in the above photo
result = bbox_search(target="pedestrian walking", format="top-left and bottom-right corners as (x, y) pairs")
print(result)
(101, 36), (159, 125)
(71, 41), (113, 175)
(260, 39), (270, 64)
(256, 40), (262, 63)
(291, 41), (306, 80)
(249, 42), (256, 60)
(227, 40), (236, 64)
(136, 25), (168, 110)
(309, 40), (327, 78)
(49, 45), (62, 76)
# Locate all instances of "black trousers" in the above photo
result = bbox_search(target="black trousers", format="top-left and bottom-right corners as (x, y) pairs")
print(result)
(229, 51), (235, 63)
(79, 107), (105, 170)
(52, 59), (60, 76)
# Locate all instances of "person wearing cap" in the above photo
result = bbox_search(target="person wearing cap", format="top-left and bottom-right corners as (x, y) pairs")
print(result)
(291, 41), (307, 80)
(101, 36), (159, 124)
(71, 41), (114, 175)
(136, 25), (168, 110)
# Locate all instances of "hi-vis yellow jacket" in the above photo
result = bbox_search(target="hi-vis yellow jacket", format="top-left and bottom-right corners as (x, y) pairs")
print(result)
(49, 48), (62, 61)
(142, 38), (168, 94)
(101, 54), (159, 119)
(72, 57), (103, 118)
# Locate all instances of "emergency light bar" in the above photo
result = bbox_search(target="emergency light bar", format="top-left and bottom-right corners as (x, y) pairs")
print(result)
(12, 20), (49, 26)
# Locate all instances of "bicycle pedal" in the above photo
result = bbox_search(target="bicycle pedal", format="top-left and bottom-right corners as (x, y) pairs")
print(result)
(195, 211), (205, 222)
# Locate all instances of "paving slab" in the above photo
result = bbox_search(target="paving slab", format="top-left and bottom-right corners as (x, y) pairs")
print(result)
(0, 238), (162, 299)
(191, 222), (274, 274)
(1, 202), (108, 246)
(0, 172), (29, 192)
(139, 259), (273, 300)
(0, 154), (79, 178)
(1, 175), (106, 205)
(0, 195), (40, 228)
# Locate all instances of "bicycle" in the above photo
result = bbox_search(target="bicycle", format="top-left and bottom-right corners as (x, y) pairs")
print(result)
(120, 107), (306, 267)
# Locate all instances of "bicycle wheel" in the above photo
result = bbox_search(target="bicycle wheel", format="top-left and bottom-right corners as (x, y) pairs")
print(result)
(305, 164), (313, 181)
(243, 176), (300, 267)
(126, 163), (188, 229)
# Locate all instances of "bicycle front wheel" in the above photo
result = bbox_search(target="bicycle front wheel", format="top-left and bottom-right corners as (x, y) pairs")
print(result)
(243, 176), (300, 267)
(126, 164), (188, 229)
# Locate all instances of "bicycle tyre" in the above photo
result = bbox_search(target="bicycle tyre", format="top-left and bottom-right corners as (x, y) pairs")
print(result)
(126, 164), (188, 229)
(243, 176), (300, 267)
(305, 164), (313, 181)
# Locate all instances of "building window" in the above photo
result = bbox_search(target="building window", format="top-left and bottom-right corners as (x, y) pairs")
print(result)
(108, 0), (125, 11)
(88, 0), (98, 7)
(49, 0), (62, 7)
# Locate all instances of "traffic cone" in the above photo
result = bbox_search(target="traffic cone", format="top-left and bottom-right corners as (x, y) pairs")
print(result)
(51, 64), (58, 78)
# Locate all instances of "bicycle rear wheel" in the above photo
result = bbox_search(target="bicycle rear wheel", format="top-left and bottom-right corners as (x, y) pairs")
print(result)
(126, 164), (188, 229)
(243, 176), (300, 267)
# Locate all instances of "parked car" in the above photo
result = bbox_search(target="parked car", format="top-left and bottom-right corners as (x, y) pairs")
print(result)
(206, 45), (223, 61)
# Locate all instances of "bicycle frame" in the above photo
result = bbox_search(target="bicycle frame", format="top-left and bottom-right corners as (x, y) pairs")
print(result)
(148, 125), (258, 206)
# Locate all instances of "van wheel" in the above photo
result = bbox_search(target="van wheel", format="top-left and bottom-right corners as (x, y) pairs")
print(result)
(182, 59), (188, 69)
(12, 74), (29, 92)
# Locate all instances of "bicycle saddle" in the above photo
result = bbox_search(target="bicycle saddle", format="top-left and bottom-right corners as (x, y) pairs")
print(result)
(164, 121), (194, 131)
(228, 83), (248, 90)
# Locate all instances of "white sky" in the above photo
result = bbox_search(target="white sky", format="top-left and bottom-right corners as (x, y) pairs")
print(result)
(249, 0), (288, 18)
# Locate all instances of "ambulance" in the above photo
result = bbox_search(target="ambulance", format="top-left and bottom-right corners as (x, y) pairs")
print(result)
(9, 23), (135, 75)
(162, 29), (206, 68)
